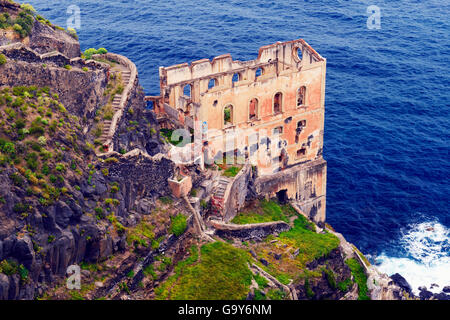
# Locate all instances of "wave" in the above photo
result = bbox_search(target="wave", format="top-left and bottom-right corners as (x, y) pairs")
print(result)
(374, 220), (450, 295)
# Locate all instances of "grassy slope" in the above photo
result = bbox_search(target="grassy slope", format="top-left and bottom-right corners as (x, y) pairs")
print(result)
(346, 258), (370, 300)
(233, 200), (340, 286)
(156, 242), (253, 300)
(231, 199), (296, 224)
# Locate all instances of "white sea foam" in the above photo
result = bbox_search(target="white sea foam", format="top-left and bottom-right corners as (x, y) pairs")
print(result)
(374, 220), (450, 295)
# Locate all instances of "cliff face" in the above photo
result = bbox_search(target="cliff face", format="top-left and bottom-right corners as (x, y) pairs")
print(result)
(0, 44), (108, 118)
(0, 3), (171, 299)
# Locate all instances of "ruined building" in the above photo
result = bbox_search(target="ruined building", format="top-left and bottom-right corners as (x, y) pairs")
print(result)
(149, 39), (327, 223)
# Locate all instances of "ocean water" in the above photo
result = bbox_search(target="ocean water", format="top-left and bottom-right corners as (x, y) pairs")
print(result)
(25, 0), (449, 293)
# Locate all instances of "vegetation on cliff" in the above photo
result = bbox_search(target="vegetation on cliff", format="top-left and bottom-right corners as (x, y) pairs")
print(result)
(0, 3), (34, 38)
(231, 199), (295, 224)
(0, 86), (86, 206)
(346, 258), (370, 300)
(156, 242), (253, 300)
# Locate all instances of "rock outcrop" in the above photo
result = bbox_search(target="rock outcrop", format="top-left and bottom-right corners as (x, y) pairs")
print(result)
(0, 43), (108, 117)
(0, 0), (80, 58)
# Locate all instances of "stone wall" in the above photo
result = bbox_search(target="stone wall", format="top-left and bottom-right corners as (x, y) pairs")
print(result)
(107, 152), (176, 213)
(210, 220), (291, 241)
(223, 163), (253, 221)
(0, 44), (109, 117)
(253, 159), (327, 224)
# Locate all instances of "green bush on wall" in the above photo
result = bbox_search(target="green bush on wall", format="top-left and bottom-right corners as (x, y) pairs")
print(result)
(84, 48), (108, 60)
(0, 54), (7, 66)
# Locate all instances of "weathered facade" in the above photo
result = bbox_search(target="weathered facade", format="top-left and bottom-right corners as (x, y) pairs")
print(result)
(153, 39), (327, 223)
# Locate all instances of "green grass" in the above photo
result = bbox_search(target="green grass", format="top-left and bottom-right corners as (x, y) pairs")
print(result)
(156, 242), (252, 300)
(337, 278), (353, 292)
(222, 166), (241, 177)
(159, 196), (173, 205)
(278, 214), (340, 267)
(126, 220), (155, 247)
(266, 289), (287, 300)
(253, 274), (268, 289)
(143, 264), (158, 280)
(170, 214), (187, 237)
(231, 200), (295, 224)
(345, 258), (370, 300)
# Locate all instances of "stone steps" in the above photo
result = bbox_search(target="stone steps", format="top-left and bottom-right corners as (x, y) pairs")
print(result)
(98, 69), (133, 145)
(213, 178), (230, 199)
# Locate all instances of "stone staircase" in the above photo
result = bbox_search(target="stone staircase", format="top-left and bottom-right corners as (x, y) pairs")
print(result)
(99, 69), (132, 145)
(211, 177), (231, 216)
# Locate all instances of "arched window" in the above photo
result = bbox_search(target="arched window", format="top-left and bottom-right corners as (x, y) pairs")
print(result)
(232, 73), (240, 83)
(274, 92), (283, 114)
(249, 98), (258, 120)
(224, 104), (233, 127)
(255, 68), (263, 78)
(296, 47), (302, 61)
(183, 84), (191, 98)
(208, 78), (217, 89)
(297, 86), (306, 107)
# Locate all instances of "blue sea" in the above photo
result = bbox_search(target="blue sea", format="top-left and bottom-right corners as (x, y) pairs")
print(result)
(26, 0), (449, 294)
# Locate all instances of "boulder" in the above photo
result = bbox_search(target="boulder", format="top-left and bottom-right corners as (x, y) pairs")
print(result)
(0, 274), (9, 300)
(12, 236), (35, 269)
(390, 273), (412, 294)
(419, 287), (433, 300)
(55, 201), (73, 228)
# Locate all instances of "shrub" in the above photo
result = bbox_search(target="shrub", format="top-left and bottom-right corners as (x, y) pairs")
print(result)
(0, 54), (6, 66)
(38, 136), (47, 145)
(20, 4), (36, 14)
(13, 23), (22, 32)
(2, 142), (15, 154)
(104, 157), (118, 164)
(10, 173), (24, 186)
(12, 97), (24, 107)
(97, 48), (108, 54)
(55, 163), (65, 172)
(13, 202), (30, 213)
(18, 264), (28, 281)
(170, 214), (187, 237)
(84, 48), (108, 60)
(67, 27), (78, 39)
(25, 152), (38, 170)
(0, 259), (18, 276)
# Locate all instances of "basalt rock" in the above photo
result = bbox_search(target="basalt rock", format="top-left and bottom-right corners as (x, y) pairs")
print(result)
(390, 273), (412, 295)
